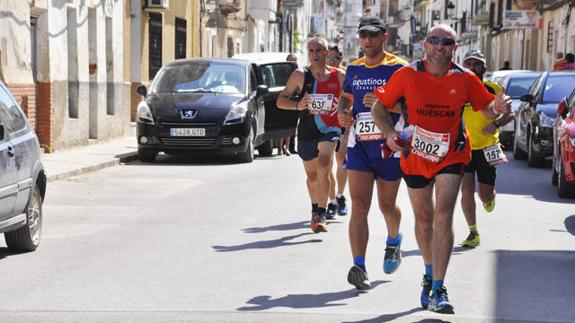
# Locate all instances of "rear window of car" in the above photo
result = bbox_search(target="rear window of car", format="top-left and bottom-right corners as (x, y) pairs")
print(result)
(505, 75), (539, 98)
(542, 75), (575, 103)
(260, 63), (296, 88)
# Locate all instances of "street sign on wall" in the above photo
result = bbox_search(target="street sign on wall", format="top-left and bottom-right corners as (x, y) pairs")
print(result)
(503, 10), (540, 29)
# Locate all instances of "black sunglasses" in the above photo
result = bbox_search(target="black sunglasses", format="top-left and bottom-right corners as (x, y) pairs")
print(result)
(359, 30), (383, 38)
(426, 36), (456, 46)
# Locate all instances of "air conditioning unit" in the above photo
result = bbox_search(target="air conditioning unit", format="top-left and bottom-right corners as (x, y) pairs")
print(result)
(144, 0), (169, 9)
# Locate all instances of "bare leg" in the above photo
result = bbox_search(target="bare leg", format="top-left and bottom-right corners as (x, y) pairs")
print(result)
(407, 183), (435, 266)
(302, 159), (319, 205)
(460, 172), (477, 227)
(375, 178), (401, 237)
(477, 182), (495, 205)
(316, 141), (337, 208)
(432, 173), (462, 281)
(348, 170), (375, 259)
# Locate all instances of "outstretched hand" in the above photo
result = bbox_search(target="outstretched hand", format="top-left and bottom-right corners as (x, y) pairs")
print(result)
(493, 87), (512, 114)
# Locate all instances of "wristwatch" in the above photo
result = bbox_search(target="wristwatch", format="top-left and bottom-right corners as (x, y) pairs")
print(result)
(493, 119), (500, 127)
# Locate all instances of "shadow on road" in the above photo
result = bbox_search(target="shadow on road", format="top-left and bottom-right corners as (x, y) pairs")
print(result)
(127, 152), (286, 166)
(495, 159), (573, 204)
(494, 249), (575, 322)
(0, 247), (21, 260)
(212, 232), (322, 252)
(342, 307), (426, 323)
(237, 280), (388, 311)
(243, 220), (308, 233)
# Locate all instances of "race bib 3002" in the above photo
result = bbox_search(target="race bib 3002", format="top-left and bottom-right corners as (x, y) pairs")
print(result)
(410, 126), (450, 163)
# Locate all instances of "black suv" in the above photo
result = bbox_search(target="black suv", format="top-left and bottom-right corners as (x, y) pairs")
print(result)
(136, 58), (298, 162)
(0, 81), (47, 252)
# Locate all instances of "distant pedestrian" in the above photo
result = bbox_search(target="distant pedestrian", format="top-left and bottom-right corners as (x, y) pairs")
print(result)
(562, 53), (575, 71)
(553, 52), (567, 71)
(499, 61), (511, 70)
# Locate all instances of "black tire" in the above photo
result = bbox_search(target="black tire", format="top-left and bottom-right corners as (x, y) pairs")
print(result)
(513, 129), (527, 160)
(552, 158), (558, 186)
(527, 134), (544, 167)
(5, 184), (43, 252)
(257, 139), (274, 157)
(558, 154), (575, 198)
(138, 149), (157, 163)
(238, 128), (254, 163)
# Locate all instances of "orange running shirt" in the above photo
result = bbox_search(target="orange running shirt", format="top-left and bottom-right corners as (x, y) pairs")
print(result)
(374, 60), (495, 178)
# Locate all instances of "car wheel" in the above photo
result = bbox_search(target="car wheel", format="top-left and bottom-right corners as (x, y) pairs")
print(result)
(551, 157), (558, 186)
(138, 149), (157, 163)
(5, 184), (43, 252)
(257, 139), (274, 157)
(238, 128), (254, 163)
(513, 129), (527, 160)
(527, 134), (544, 167)
(558, 154), (575, 198)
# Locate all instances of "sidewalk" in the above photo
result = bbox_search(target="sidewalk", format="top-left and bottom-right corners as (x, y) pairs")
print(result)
(42, 136), (139, 182)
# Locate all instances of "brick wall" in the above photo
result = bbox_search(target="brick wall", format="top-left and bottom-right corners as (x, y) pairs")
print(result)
(6, 83), (36, 130)
(36, 82), (53, 151)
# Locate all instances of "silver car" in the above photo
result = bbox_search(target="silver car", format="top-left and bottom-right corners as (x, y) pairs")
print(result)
(0, 81), (46, 252)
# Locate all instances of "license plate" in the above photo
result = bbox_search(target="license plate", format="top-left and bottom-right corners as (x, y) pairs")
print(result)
(170, 128), (205, 137)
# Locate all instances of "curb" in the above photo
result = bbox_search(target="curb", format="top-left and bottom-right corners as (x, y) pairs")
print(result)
(46, 151), (139, 182)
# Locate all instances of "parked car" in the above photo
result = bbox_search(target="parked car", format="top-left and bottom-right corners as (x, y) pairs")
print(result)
(233, 52), (300, 156)
(0, 81), (46, 252)
(497, 71), (542, 149)
(551, 89), (575, 197)
(514, 72), (575, 167)
(137, 58), (277, 163)
(488, 69), (531, 84)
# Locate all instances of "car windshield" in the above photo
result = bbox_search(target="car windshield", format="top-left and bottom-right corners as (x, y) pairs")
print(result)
(505, 75), (539, 98)
(150, 62), (246, 94)
(542, 75), (575, 103)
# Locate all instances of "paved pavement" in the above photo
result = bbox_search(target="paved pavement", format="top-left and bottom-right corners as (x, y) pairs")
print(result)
(42, 136), (138, 182)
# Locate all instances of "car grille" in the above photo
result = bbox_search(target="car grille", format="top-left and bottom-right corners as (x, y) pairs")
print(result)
(159, 122), (217, 127)
(160, 137), (217, 147)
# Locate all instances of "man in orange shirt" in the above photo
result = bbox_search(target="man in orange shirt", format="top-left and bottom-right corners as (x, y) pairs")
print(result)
(371, 24), (511, 314)
(553, 52), (566, 71)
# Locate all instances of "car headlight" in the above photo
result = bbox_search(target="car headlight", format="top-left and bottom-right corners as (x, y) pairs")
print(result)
(538, 112), (554, 128)
(137, 101), (154, 125)
(224, 103), (247, 125)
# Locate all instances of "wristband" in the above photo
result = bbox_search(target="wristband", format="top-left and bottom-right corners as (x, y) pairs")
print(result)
(493, 119), (500, 127)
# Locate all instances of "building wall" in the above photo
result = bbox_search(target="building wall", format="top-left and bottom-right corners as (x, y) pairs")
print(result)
(0, 0), (37, 132)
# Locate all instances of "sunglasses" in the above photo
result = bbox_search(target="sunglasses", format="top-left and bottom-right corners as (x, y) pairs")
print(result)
(426, 36), (456, 46)
(359, 31), (383, 38)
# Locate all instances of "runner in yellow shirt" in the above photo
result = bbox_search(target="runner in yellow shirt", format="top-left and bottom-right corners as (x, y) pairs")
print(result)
(460, 50), (513, 248)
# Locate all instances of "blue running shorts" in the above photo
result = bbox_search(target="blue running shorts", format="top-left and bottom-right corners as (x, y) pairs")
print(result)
(346, 141), (402, 181)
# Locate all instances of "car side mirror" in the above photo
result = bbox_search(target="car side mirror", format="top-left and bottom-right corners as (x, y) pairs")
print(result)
(519, 94), (534, 103)
(137, 85), (147, 96)
(0, 124), (4, 141)
(256, 85), (268, 95)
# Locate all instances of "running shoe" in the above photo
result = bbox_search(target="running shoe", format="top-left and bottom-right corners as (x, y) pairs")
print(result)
(428, 286), (454, 314)
(310, 211), (327, 233)
(420, 274), (432, 309)
(326, 202), (337, 220)
(347, 265), (371, 290)
(461, 231), (480, 248)
(383, 233), (403, 274)
(336, 195), (348, 216)
(483, 195), (495, 212)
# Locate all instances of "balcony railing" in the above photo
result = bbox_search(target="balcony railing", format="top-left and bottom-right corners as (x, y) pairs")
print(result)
(283, 0), (304, 10)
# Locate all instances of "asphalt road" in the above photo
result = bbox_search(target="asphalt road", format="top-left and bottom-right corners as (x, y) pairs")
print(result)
(0, 152), (574, 322)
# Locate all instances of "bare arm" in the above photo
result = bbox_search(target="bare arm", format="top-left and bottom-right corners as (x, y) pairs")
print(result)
(372, 101), (403, 151)
(276, 69), (309, 111)
(337, 92), (355, 128)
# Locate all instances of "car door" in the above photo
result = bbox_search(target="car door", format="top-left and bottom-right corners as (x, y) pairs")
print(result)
(518, 74), (544, 149)
(0, 85), (36, 215)
(259, 62), (299, 134)
(0, 86), (18, 220)
(249, 66), (265, 141)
